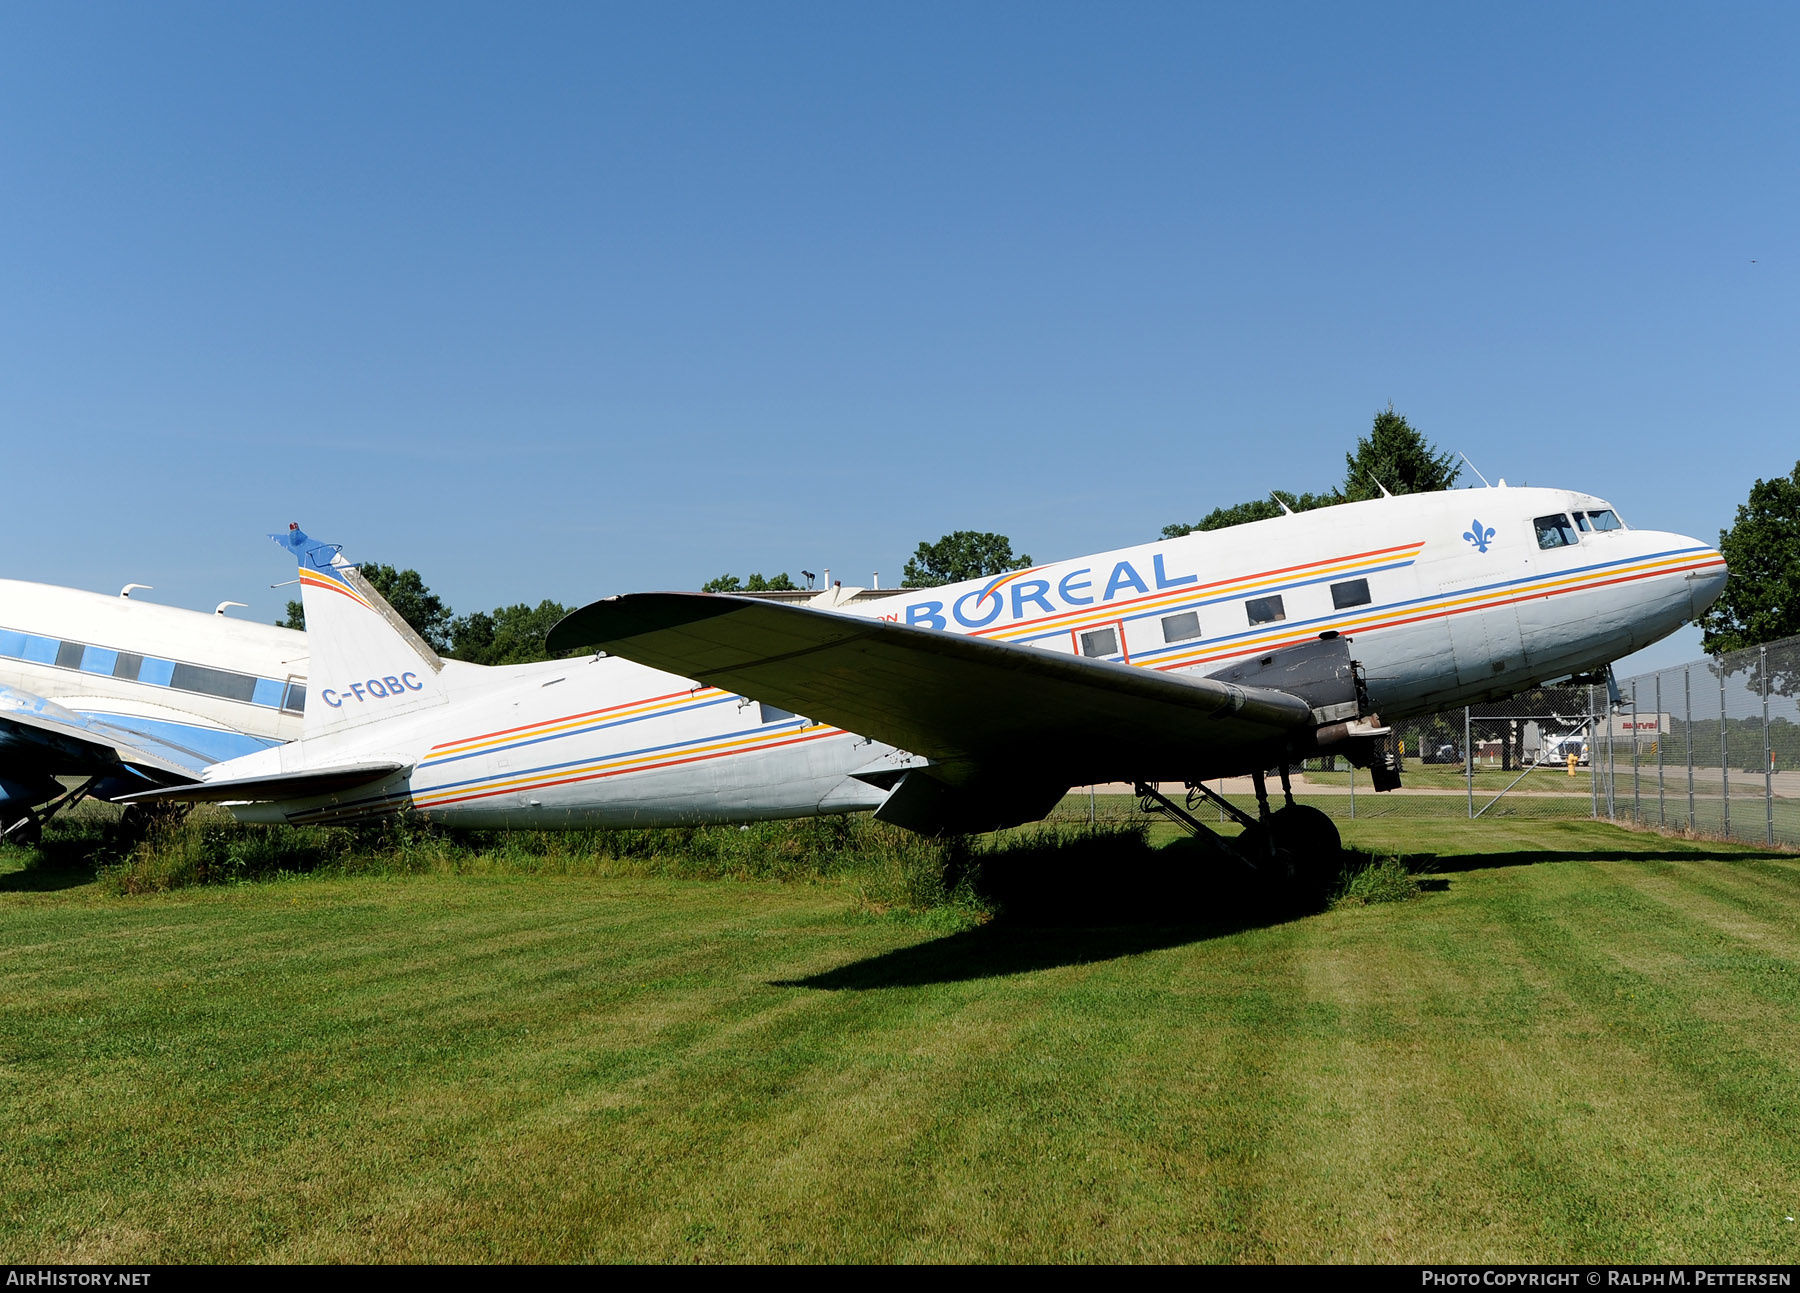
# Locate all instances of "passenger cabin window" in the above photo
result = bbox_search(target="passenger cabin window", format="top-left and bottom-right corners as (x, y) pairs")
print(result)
(282, 682), (307, 714)
(1160, 611), (1202, 643)
(1534, 514), (1579, 550)
(1245, 595), (1286, 626)
(1079, 627), (1119, 658)
(1330, 578), (1371, 610)
(169, 662), (259, 703)
(1583, 508), (1622, 531)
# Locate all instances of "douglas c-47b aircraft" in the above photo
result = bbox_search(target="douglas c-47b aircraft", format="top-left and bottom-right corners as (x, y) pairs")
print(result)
(128, 486), (1726, 884)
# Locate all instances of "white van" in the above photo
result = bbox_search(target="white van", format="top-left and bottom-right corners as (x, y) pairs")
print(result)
(1542, 732), (1590, 767)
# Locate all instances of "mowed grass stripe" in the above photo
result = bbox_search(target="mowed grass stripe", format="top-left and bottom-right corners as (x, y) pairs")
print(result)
(1431, 860), (1800, 1262)
(5, 820), (1800, 1262)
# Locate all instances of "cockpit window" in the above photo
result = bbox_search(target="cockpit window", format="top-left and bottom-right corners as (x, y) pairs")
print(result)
(1534, 514), (1579, 549)
(1573, 512), (1592, 532)
(1584, 509), (1622, 531)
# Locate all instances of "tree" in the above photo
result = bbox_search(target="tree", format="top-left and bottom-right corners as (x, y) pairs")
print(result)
(901, 532), (1032, 587)
(1159, 405), (1458, 537)
(1160, 492), (1336, 539)
(277, 558), (579, 665)
(1339, 404), (1460, 501)
(447, 600), (573, 666)
(1699, 462), (1800, 695)
(279, 562), (453, 651)
(701, 572), (799, 593)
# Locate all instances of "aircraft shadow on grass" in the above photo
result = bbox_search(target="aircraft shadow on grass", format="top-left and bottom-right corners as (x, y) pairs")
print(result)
(0, 855), (104, 893)
(777, 832), (1308, 990)
(776, 915), (1271, 991)
(0, 826), (130, 893)
(776, 836), (1792, 990)
(1404, 847), (1782, 874)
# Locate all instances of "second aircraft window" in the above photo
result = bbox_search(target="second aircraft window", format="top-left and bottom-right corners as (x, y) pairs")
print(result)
(1245, 595), (1286, 626)
(1160, 611), (1201, 643)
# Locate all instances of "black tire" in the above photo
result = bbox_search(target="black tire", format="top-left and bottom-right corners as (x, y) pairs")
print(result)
(1268, 804), (1342, 890)
(3, 817), (41, 848)
(1269, 804), (1341, 856)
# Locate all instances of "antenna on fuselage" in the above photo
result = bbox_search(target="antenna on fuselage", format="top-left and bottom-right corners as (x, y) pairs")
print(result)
(1368, 475), (1394, 498)
(119, 583), (152, 599)
(1269, 492), (1295, 516)
(1458, 452), (1493, 488)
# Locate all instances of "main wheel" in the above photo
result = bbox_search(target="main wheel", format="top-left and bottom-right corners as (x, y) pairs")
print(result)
(1268, 804), (1341, 856)
(1267, 804), (1342, 889)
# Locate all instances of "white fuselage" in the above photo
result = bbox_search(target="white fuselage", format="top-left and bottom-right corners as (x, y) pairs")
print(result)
(223, 487), (1727, 827)
(0, 580), (311, 764)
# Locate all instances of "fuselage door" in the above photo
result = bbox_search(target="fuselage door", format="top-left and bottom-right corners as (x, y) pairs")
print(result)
(1430, 516), (1529, 691)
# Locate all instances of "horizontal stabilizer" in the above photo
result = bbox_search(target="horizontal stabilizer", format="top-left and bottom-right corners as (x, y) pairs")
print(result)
(117, 762), (407, 805)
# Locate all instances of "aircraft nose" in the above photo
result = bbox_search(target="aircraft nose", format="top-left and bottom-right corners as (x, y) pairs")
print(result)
(1683, 541), (1728, 619)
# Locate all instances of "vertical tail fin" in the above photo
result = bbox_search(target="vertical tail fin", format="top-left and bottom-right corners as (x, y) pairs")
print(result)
(275, 524), (450, 739)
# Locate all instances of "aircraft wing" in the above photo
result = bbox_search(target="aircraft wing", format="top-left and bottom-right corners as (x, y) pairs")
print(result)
(0, 685), (212, 785)
(548, 593), (1316, 787)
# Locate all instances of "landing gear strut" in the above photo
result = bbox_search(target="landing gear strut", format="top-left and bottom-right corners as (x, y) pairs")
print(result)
(1, 778), (100, 848)
(1135, 763), (1343, 898)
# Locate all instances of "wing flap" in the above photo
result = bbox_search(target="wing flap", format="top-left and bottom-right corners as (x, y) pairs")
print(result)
(117, 762), (407, 805)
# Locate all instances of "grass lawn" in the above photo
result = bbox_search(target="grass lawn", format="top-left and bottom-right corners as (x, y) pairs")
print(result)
(4, 819), (1800, 1262)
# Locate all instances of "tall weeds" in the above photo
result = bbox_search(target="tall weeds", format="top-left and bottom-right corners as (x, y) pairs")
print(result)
(98, 810), (977, 915)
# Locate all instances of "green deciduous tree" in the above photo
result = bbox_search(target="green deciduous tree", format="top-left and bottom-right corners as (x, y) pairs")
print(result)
(901, 532), (1032, 587)
(701, 572), (799, 593)
(1160, 492), (1336, 539)
(447, 600), (574, 666)
(1700, 462), (1800, 695)
(280, 562), (574, 665)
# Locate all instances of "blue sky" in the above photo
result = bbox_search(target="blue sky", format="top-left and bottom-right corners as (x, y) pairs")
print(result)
(2, 3), (1793, 674)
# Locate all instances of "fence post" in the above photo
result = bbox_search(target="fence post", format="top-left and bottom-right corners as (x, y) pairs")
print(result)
(1348, 760), (1355, 819)
(1764, 645), (1774, 846)
(1721, 661), (1731, 840)
(1686, 666), (1695, 833)
(1648, 669), (1663, 831)
(1465, 705), (1473, 820)
(1590, 685), (1599, 819)
(1631, 681), (1640, 824)
(1612, 687), (1627, 821)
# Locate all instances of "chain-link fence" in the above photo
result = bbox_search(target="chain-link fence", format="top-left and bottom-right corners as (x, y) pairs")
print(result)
(1610, 635), (1800, 848)
(1050, 634), (1800, 846)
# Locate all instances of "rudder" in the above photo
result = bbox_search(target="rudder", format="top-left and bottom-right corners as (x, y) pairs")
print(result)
(276, 524), (450, 739)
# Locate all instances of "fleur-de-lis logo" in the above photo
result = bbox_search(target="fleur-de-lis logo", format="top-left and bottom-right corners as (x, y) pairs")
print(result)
(1463, 518), (1496, 553)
